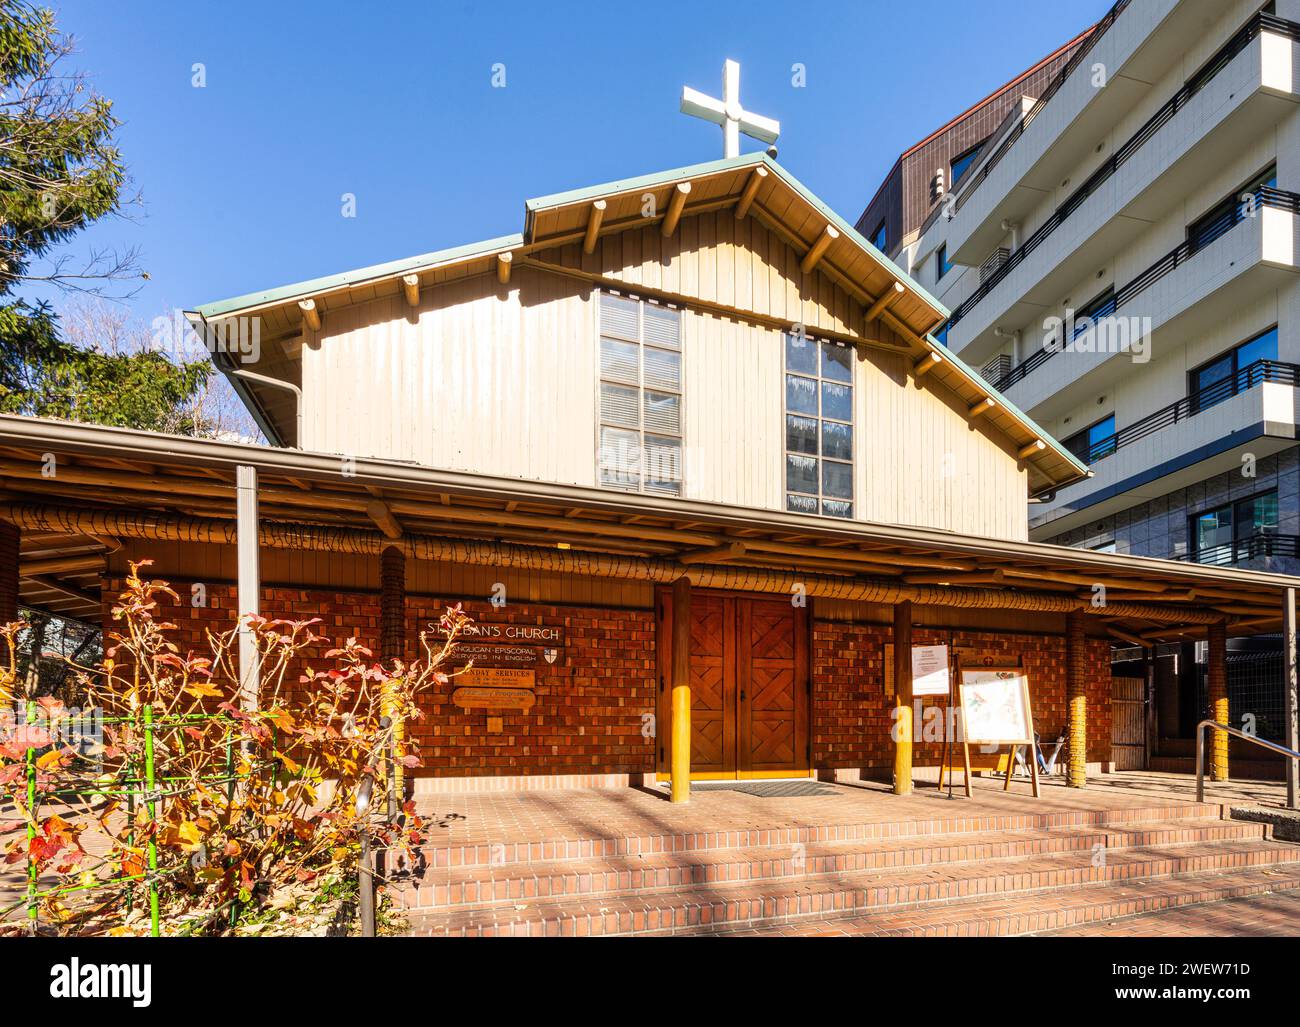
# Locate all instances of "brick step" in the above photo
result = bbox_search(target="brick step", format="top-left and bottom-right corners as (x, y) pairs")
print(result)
(394, 817), (1268, 911)
(402, 837), (1300, 937)
(1150, 756), (1284, 779)
(706, 863), (1300, 937)
(412, 799), (1225, 871)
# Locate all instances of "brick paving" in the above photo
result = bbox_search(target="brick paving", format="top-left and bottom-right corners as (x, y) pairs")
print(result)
(396, 772), (1300, 937)
(1041, 888), (1300, 937)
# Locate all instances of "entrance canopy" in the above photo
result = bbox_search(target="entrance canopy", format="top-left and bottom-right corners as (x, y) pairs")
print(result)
(0, 414), (1291, 641)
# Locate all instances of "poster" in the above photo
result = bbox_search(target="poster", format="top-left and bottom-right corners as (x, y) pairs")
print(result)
(959, 668), (1032, 744)
(911, 645), (950, 697)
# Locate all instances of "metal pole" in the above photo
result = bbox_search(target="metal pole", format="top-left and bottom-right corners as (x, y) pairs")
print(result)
(143, 703), (160, 937)
(236, 464), (260, 712)
(25, 699), (37, 934)
(356, 776), (375, 937)
(1285, 587), (1298, 809)
(1196, 720), (1205, 803)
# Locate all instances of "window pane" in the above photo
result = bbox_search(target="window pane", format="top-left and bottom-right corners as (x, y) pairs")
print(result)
(1194, 353), (1234, 391)
(600, 337), (639, 383)
(642, 304), (681, 349)
(643, 347), (680, 391)
(643, 391), (680, 435)
(600, 382), (640, 428)
(822, 499), (852, 519)
(822, 460), (852, 500)
(1194, 507), (1233, 561)
(600, 293), (639, 340)
(821, 341), (853, 382)
(787, 494), (818, 515)
(821, 381), (852, 421)
(821, 420), (852, 461)
(1237, 492), (1278, 540)
(786, 415), (818, 456)
(599, 426), (640, 488)
(644, 435), (681, 494)
(786, 454), (818, 495)
(785, 332), (817, 374)
(786, 374), (818, 415)
(1237, 328), (1278, 369)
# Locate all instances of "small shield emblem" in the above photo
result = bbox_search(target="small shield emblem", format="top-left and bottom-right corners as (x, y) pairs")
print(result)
(543, 648), (558, 664)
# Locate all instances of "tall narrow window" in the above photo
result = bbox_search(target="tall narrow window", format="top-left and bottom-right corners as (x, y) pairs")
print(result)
(784, 332), (853, 518)
(598, 292), (683, 495)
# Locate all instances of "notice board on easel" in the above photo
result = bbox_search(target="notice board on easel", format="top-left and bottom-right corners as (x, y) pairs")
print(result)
(954, 667), (1040, 798)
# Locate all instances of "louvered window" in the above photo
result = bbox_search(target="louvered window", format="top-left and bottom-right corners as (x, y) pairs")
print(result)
(784, 331), (853, 519)
(598, 292), (683, 495)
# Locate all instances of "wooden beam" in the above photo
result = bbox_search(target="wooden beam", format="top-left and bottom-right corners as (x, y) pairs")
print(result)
(865, 280), (905, 323)
(677, 541), (746, 565)
(800, 224), (840, 274)
(968, 397), (996, 420)
(734, 165), (768, 220)
(497, 252), (513, 284)
(365, 499), (404, 540)
(298, 298), (321, 331)
(902, 571), (1004, 586)
(19, 555), (104, 577)
(661, 182), (691, 237)
(1018, 439), (1046, 461)
(912, 351), (942, 378)
(670, 577), (692, 804)
(24, 575), (98, 607)
(583, 199), (607, 255)
(402, 274), (420, 308)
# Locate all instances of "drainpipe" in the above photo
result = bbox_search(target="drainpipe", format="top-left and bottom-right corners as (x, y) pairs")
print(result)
(1001, 219), (1021, 251)
(994, 326), (1022, 364)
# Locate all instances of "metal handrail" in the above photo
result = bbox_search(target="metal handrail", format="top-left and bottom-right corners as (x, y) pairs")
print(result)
(1195, 719), (1300, 803)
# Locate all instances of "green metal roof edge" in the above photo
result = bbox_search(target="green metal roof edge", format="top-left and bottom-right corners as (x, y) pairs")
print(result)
(194, 232), (525, 318)
(928, 333), (1090, 478)
(523, 152), (766, 211)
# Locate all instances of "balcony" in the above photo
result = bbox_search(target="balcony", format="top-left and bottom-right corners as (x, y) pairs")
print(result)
(942, 10), (1300, 364)
(948, 0), (1270, 266)
(1029, 361), (1300, 538)
(1000, 188), (1300, 418)
(1178, 531), (1300, 572)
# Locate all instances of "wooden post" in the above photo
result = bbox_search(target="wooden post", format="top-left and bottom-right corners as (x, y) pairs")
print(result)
(380, 545), (406, 811)
(1208, 619), (1229, 782)
(1285, 588), (1298, 810)
(892, 600), (913, 796)
(0, 520), (18, 624)
(1066, 609), (1087, 788)
(670, 577), (692, 804)
(236, 465), (260, 711)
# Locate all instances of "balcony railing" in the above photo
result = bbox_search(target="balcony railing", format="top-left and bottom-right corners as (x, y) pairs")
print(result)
(1180, 532), (1300, 567)
(990, 187), (1300, 394)
(937, 10), (1300, 335)
(1065, 359), (1300, 465)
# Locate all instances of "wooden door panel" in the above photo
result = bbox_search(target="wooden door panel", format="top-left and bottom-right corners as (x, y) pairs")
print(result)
(738, 599), (808, 774)
(687, 594), (733, 774)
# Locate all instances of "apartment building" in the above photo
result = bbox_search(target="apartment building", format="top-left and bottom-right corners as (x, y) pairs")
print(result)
(874, 0), (1300, 573)
(861, 0), (1300, 755)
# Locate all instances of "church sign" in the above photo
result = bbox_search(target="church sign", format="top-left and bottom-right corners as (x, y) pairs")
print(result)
(452, 686), (537, 711)
(457, 622), (566, 646)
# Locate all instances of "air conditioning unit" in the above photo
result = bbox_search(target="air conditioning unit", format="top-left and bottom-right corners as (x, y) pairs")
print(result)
(981, 354), (1012, 385)
(930, 169), (946, 203)
(980, 248), (1010, 284)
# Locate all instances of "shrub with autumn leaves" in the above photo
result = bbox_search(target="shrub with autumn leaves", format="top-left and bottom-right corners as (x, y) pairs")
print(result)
(0, 561), (468, 936)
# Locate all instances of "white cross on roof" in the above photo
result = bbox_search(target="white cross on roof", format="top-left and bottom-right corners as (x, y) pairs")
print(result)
(680, 59), (780, 159)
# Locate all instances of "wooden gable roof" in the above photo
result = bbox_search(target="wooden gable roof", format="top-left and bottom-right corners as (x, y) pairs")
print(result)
(189, 153), (1088, 496)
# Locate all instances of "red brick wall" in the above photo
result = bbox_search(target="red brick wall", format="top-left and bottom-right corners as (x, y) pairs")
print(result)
(101, 577), (1113, 781)
(811, 621), (1113, 772)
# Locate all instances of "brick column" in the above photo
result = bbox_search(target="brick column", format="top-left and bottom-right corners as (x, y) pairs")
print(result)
(0, 520), (18, 624)
(380, 545), (406, 662)
(1066, 610), (1087, 788)
(1208, 620), (1229, 782)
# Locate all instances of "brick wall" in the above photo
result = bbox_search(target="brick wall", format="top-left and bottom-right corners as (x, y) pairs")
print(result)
(101, 576), (1113, 781)
(101, 577), (656, 779)
(811, 621), (1113, 773)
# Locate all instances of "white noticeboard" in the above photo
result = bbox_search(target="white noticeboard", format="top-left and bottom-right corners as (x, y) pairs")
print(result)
(911, 645), (950, 697)
(959, 669), (1033, 745)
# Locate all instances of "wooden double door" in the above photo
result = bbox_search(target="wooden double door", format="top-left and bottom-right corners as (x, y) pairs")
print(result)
(658, 590), (810, 779)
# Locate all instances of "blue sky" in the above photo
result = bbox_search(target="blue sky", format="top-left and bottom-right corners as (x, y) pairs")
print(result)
(51, 0), (1106, 321)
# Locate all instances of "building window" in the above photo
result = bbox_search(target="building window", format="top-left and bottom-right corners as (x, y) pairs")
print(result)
(1091, 540), (1117, 554)
(870, 220), (887, 252)
(936, 243), (953, 280)
(597, 292), (682, 495)
(1191, 490), (1279, 565)
(1189, 325), (1278, 414)
(1188, 165), (1276, 254)
(784, 332), (853, 519)
(1062, 413), (1116, 464)
(950, 138), (989, 188)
